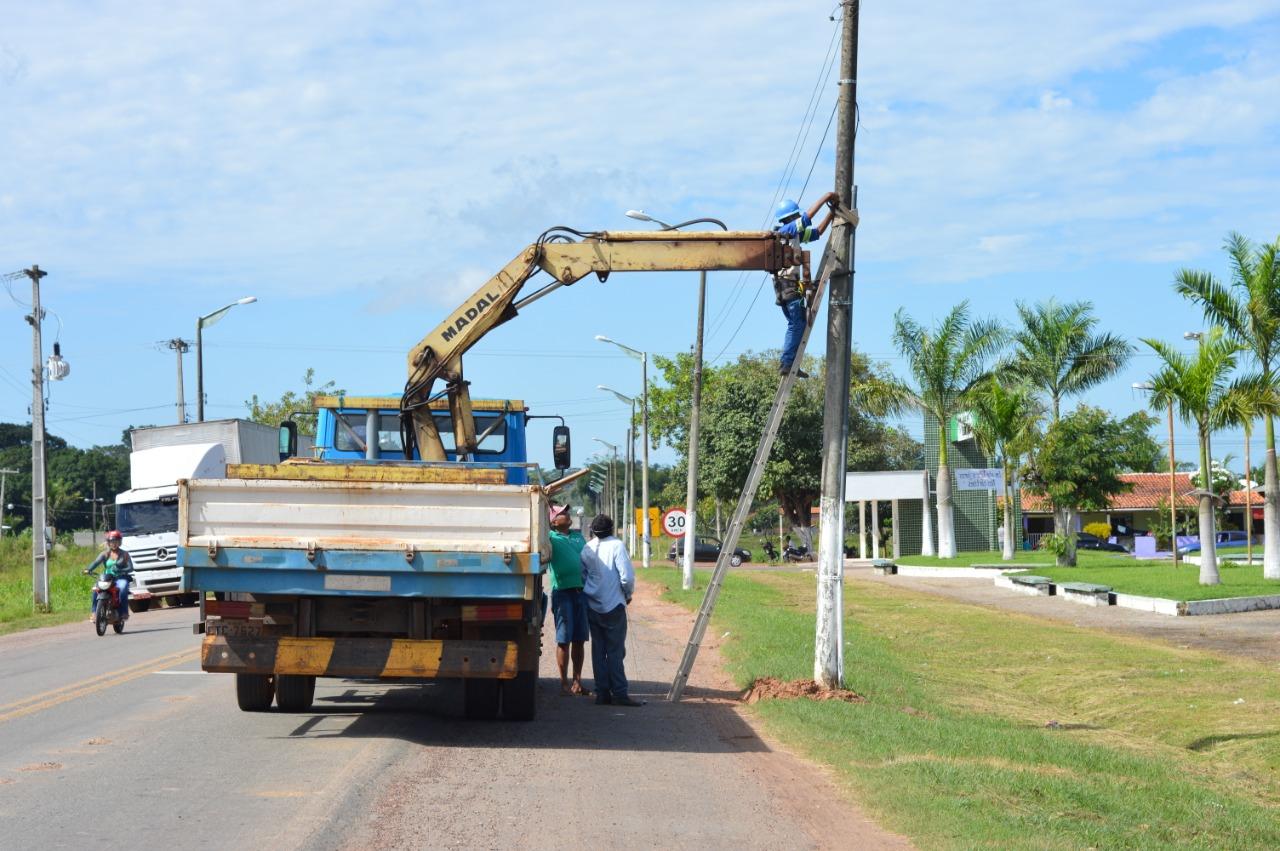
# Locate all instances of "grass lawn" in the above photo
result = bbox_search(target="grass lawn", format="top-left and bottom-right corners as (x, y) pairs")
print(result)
(1036, 562), (1280, 601)
(0, 538), (100, 635)
(645, 564), (1280, 850)
(896, 549), (1135, 568)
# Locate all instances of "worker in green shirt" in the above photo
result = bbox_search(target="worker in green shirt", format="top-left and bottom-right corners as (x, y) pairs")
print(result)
(547, 503), (590, 696)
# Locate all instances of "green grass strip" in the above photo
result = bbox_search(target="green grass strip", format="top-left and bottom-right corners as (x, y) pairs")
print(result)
(0, 539), (102, 635)
(647, 565), (1280, 850)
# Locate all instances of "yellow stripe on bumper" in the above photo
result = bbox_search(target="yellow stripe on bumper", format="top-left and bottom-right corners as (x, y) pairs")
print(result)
(201, 635), (518, 679)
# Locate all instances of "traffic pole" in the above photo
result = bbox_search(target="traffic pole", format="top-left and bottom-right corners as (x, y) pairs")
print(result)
(814, 1), (859, 689)
(682, 270), (707, 590)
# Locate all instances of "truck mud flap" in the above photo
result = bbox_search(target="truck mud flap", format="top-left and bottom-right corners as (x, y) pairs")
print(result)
(201, 635), (518, 679)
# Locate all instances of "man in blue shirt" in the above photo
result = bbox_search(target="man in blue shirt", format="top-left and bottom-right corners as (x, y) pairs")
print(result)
(773, 193), (836, 378)
(580, 514), (643, 706)
(547, 503), (590, 696)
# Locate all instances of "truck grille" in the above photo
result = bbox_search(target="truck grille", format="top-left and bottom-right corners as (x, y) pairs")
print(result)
(131, 546), (175, 568)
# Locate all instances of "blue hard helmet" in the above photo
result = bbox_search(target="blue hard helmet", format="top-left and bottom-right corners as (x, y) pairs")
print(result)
(775, 199), (801, 223)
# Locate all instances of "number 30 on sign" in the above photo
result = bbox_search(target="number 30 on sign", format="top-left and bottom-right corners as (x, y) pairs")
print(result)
(662, 508), (687, 538)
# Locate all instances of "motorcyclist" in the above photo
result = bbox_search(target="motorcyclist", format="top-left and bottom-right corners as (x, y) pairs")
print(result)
(85, 530), (133, 621)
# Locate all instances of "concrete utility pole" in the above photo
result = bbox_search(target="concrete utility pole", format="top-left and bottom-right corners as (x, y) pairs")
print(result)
(814, 1), (859, 689)
(682, 269), (707, 590)
(166, 338), (191, 423)
(0, 468), (16, 537)
(24, 265), (50, 610)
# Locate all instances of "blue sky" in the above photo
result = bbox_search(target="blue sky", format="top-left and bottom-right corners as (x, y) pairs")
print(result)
(3, 1), (1280, 474)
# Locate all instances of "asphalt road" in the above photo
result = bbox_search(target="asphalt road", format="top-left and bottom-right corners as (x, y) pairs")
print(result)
(0, 590), (907, 850)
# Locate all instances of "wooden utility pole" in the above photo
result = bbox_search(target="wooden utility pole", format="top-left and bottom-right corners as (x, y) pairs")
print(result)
(24, 265), (50, 611)
(814, 1), (859, 689)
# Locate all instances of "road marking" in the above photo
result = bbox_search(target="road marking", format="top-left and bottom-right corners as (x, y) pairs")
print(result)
(0, 647), (199, 725)
(150, 670), (207, 675)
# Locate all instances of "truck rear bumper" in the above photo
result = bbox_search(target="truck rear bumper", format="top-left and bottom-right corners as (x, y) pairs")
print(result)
(201, 635), (518, 679)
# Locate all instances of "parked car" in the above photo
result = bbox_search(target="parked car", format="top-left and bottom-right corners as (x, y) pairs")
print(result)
(1076, 532), (1128, 553)
(1178, 530), (1248, 555)
(667, 536), (752, 567)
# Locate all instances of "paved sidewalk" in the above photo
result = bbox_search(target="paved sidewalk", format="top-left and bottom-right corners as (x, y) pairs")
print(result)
(852, 563), (1280, 666)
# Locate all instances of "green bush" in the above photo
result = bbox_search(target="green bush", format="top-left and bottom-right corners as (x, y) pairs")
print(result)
(1039, 532), (1069, 558)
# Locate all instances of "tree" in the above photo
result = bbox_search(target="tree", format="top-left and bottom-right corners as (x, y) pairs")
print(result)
(1114, 412), (1164, 473)
(1142, 328), (1243, 585)
(1005, 298), (1133, 422)
(1217, 377), (1280, 565)
(1176, 232), (1280, 579)
(1021, 406), (1140, 567)
(967, 377), (1042, 561)
(860, 301), (1005, 558)
(244, 369), (343, 436)
(649, 349), (922, 552)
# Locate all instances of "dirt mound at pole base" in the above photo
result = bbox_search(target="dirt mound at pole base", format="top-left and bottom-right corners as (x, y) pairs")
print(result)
(742, 677), (866, 704)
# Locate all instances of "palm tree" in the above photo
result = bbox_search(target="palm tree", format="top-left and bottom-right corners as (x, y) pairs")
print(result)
(1005, 299), (1133, 422)
(1176, 232), (1280, 579)
(968, 377), (1043, 560)
(1217, 376), (1280, 566)
(862, 302), (1005, 558)
(1142, 328), (1242, 585)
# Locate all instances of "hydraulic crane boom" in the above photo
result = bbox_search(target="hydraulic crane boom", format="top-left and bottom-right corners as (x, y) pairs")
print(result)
(403, 228), (809, 461)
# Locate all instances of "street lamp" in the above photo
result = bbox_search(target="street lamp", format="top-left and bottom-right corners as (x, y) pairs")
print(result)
(596, 338), (652, 568)
(593, 437), (620, 520)
(196, 296), (257, 422)
(1134, 380), (1179, 567)
(623, 209), (728, 588)
(598, 385), (638, 556)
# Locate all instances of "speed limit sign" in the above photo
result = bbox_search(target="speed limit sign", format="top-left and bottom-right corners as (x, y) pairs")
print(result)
(662, 507), (688, 538)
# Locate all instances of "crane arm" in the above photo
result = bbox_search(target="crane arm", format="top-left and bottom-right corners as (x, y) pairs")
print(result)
(403, 229), (808, 461)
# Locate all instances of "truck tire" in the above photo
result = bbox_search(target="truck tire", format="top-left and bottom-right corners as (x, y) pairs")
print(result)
(502, 671), (537, 721)
(235, 674), (276, 712)
(129, 599), (151, 614)
(275, 675), (316, 712)
(463, 679), (501, 720)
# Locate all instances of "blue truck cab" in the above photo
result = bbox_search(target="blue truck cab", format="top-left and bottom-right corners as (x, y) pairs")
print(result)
(310, 395), (530, 484)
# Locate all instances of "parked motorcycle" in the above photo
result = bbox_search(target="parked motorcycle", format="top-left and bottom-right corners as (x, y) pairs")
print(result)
(85, 568), (127, 636)
(782, 544), (810, 563)
(762, 540), (779, 562)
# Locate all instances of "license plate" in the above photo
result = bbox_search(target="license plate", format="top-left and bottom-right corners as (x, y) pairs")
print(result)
(207, 620), (263, 637)
(324, 574), (392, 592)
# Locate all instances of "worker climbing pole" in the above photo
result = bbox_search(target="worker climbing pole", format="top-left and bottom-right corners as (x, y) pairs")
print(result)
(669, 1), (860, 701)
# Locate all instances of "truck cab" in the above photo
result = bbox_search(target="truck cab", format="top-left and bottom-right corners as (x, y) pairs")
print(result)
(309, 395), (530, 483)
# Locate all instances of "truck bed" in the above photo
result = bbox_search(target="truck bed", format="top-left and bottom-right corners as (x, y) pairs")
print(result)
(179, 472), (549, 600)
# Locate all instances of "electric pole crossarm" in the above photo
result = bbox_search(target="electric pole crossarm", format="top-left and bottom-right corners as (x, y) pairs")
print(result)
(668, 241), (837, 702)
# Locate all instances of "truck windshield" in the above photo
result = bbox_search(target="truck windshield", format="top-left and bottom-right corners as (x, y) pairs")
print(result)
(116, 498), (179, 536)
(335, 413), (507, 455)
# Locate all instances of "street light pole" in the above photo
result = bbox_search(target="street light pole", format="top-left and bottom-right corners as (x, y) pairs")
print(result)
(24, 265), (50, 610)
(596, 338), (651, 568)
(625, 210), (727, 587)
(196, 297), (257, 422)
(167, 338), (191, 423)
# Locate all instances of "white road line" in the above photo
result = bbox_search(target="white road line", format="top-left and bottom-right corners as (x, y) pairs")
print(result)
(151, 670), (208, 675)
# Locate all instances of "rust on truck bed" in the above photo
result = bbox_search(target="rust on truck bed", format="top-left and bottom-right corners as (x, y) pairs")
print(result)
(226, 462), (507, 484)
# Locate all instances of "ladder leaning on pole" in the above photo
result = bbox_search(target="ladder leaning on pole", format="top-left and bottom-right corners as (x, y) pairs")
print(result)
(668, 241), (836, 702)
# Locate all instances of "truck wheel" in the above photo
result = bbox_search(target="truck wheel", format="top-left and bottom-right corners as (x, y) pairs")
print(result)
(129, 599), (151, 614)
(235, 674), (276, 711)
(463, 679), (501, 720)
(502, 671), (538, 721)
(275, 675), (316, 712)
(94, 600), (109, 636)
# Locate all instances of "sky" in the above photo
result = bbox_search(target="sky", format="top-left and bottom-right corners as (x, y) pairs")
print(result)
(3, 0), (1280, 477)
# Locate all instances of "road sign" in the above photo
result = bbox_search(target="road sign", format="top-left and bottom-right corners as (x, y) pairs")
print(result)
(662, 507), (688, 538)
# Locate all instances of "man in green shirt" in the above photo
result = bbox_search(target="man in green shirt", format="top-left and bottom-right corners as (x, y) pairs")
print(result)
(547, 503), (590, 696)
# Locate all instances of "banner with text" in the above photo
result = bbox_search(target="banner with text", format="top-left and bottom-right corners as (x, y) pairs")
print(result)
(954, 467), (1004, 491)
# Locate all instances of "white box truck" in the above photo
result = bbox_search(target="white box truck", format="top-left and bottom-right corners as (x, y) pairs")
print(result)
(116, 420), (305, 610)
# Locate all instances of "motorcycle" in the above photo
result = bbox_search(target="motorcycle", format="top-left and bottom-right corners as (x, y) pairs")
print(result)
(86, 568), (128, 636)
(782, 543), (810, 563)
(762, 540), (779, 562)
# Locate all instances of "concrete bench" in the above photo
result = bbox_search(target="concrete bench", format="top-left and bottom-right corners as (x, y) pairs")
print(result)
(1007, 575), (1055, 596)
(871, 559), (897, 575)
(1059, 582), (1113, 607)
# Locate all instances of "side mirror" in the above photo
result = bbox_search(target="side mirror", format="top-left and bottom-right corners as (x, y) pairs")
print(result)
(552, 425), (571, 470)
(279, 421), (298, 460)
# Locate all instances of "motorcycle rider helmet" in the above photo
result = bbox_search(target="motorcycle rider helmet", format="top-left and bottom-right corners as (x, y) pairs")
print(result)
(775, 199), (802, 225)
(105, 530), (123, 542)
